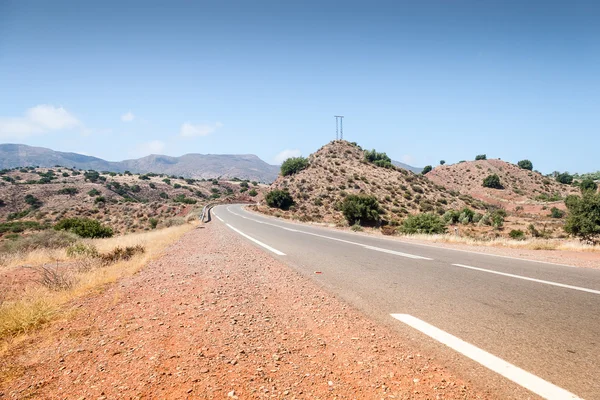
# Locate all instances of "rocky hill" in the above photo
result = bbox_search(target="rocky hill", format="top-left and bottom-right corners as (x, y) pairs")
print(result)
(0, 166), (265, 236)
(0, 144), (279, 183)
(257, 141), (485, 225)
(426, 159), (579, 214)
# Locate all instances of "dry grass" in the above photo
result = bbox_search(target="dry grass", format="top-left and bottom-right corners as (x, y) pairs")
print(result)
(0, 223), (195, 341)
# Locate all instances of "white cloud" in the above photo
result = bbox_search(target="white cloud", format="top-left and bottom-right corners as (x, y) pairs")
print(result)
(179, 121), (223, 138)
(121, 111), (135, 122)
(274, 149), (302, 165)
(0, 105), (81, 139)
(132, 140), (166, 157)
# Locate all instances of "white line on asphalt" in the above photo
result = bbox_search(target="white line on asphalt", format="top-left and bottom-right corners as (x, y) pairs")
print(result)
(224, 206), (432, 260)
(391, 314), (582, 400)
(225, 223), (286, 256)
(215, 215), (224, 222)
(452, 264), (600, 295)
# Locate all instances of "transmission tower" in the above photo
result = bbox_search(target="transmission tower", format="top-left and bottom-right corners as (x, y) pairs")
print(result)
(334, 115), (344, 140)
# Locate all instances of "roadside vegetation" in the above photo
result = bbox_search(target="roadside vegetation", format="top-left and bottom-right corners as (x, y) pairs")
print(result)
(280, 157), (309, 176)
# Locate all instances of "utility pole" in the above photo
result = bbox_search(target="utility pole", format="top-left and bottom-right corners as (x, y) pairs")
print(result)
(334, 115), (344, 140)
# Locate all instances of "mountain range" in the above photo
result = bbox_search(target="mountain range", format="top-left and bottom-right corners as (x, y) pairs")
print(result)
(0, 143), (422, 183)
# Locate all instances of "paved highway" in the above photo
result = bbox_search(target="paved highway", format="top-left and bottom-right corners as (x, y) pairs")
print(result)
(212, 204), (600, 399)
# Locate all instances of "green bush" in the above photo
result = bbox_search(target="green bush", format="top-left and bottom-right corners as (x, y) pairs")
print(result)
(564, 192), (600, 243)
(149, 218), (159, 229)
(509, 229), (525, 240)
(173, 194), (197, 204)
(58, 187), (78, 196)
(0, 230), (78, 254)
(248, 189), (258, 197)
(443, 209), (460, 224)
(280, 157), (309, 176)
(88, 189), (101, 196)
(94, 196), (106, 204)
(400, 213), (447, 234)
(0, 220), (45, 234)
(66, 242), (99, 258)
(483, 174), (502, 189)
(341, 195), (382, 226)
(550, 207), (565, 218)
(173, 183), (181, 189)
(421, 165), (432, 175)
(364, 149), (393, 169)
(475, 154), (487, 160)
(517, 160), (533, 170)
(556, 172), (573, 185)
(580, 178), (597, 193)
(84, 170), (100, 182)
(149, 182), (156, 189)
(265, 190), (294, 210)
(159, 192), (169, 199)
(24, 194), (43, 209)
(440, 160), (446, 165)
(54, 218), (114, 238)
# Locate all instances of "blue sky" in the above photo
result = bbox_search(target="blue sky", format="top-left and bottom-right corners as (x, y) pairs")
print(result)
(0, 0), (598, 173)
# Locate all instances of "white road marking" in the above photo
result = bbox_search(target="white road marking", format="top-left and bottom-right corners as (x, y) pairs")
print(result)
(224, 206), (431, 260)
(391, 314), (582, 400)
(452, 264), (600, 295)
(215, 215), (224, 222)
(225, 224), (286, 256)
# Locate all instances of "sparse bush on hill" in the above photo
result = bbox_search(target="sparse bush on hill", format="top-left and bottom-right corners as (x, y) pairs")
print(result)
(248, 189), (258, 197)
(364, 149), (393, 169)
(421, 165), (432, 175)
(159, 192), (169, 199)
(400, 213), (446, 234)
(0, 230), (78, 254)
(556, 172), (574, 185)
(280, 157), (309, 176)
(517, 159), (533, 170)
(564, 191), (600, 243)
(174, 194), (197, 204)
(0, 199), (5, 207)
(87, 188), (101, 197)
(550, 207), (565, 218)
(24, 194), (43, 209)
(162, 178), (171, 185)
(58, 187), (78, 196)
(440, 160), (446, 165)
(579, 178), (597, 193)
(475, 154), (487, 160)
(84, 170), (100, 182)
(482, 174), (502, 189)
(341, 195), (382, 226)
(149, 218), (159, 229)
(265, 189), (294, 210)
(54, 218), (114, 238)
(149, 182), (156, 189)
(509, 229), (525, 240)
(480, 208), (506, 229)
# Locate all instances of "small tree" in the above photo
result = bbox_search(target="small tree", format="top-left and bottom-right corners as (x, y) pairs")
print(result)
(265, 190), (294, 210)
(54, 218), (113, 238)
(580, 178), (597, 193)
(517, 160), (533, 170)
(421, 165), (432, 175)
(556, 172), (574, 185)
(364, 149), (393, 168)
(280, 157), (309, 176)
(248, 189), (258, 197)
(399, 213), (446, 234)
(440, 160), (446, 165)
(483, 174), (502, 189)
(475, 154), (487, 160)
(564, 192), (600, 243)
(341, 195), (381, 226)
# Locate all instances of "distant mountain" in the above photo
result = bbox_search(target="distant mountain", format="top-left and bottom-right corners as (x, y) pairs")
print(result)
(391, 160), (422, 174)
(0, 144), (280, 182)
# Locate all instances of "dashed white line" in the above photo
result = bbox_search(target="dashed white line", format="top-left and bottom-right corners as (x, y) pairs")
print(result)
(225, 224), (286, 256)
(391, 314), (582, 400)
(224, 206), (432, 260)
(452, 264), (600, 295)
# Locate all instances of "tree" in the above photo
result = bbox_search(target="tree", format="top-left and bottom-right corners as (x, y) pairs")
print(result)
(483, 174), (503, 189)
(280, 157), (309, 176)
(475, 154), (487, 160)
(517, 159), (533, 170)
(341, 195), (382, 226)
(364, 149), (393, 168)
(580, 178), (597, 193)
(84, 170), (100, 182)
(439, 160), (446, 165)
(421, 165), (432, 175)
(556, 172), (574, 185)
(399, 213), (447, 234)
(564, 191), (600, 243)
(265, 190), (294, 210)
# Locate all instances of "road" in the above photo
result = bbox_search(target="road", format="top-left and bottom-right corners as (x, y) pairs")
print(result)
(211, 204), (600, 399)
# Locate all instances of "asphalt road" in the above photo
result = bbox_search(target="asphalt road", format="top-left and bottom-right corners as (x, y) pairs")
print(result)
(211, 204), (600, 399)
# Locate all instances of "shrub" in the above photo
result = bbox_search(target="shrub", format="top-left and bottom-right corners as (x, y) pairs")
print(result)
(66, 242), (99, 258)
(440, 160), (446, 165)
(131, 185), (141, 193)
(54, 218), (114, 238)
(58, 187), (78, 196)
(138, 175), (150, 180)
(100, 245), (145, 265)
(240, 181), (249, 188)
(421, 165), (432, 175)
(517, 160), (533, 170)
(149, 183), (156, 189)
(88, 189), (101, 196)
(556, 172), (573, 185)
(341, 195), (382, 226)
(94, 196), (106, 204)
(174, 194), (197, 204)
(483, 174), (502, 189)
(0, 199), (5, 207)
(580, 178), (597, 193)
(564, 192), (600, 243)
(509, 229), (525, 240)
(173, 183), (181, 189)
(443, 210), (460, 224)
(0, 220), (44, 234)
(265, 190), (294, 210)
(248, 189), (258, 197)
(84, 170), (100, 182)
(458, 207), (475, 224)
(381, 225), (397, 236)
(0, 230), (77, 254)
(24, 194), (43, 209)
(280, 157), (309, 176)
(364, 149), (393, 169)
(162, 178), (171, 185)
(149, 218), (159, 229)
(159, 192), (169, 199)
(400, 213), (447, 234)
(475, 154), (487, 160)
(550, 207), (565, 218)
(351, 223), (363, 232)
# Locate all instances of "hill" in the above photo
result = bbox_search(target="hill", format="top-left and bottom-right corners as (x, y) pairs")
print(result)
(391, 160), (422, 174)
(256, 141), (485, 226)
(0, 144), (279, 183)
(426, 159), (579, 214)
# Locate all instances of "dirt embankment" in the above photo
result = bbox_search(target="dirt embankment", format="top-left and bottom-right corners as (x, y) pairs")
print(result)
(0, 222), (488, 399)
